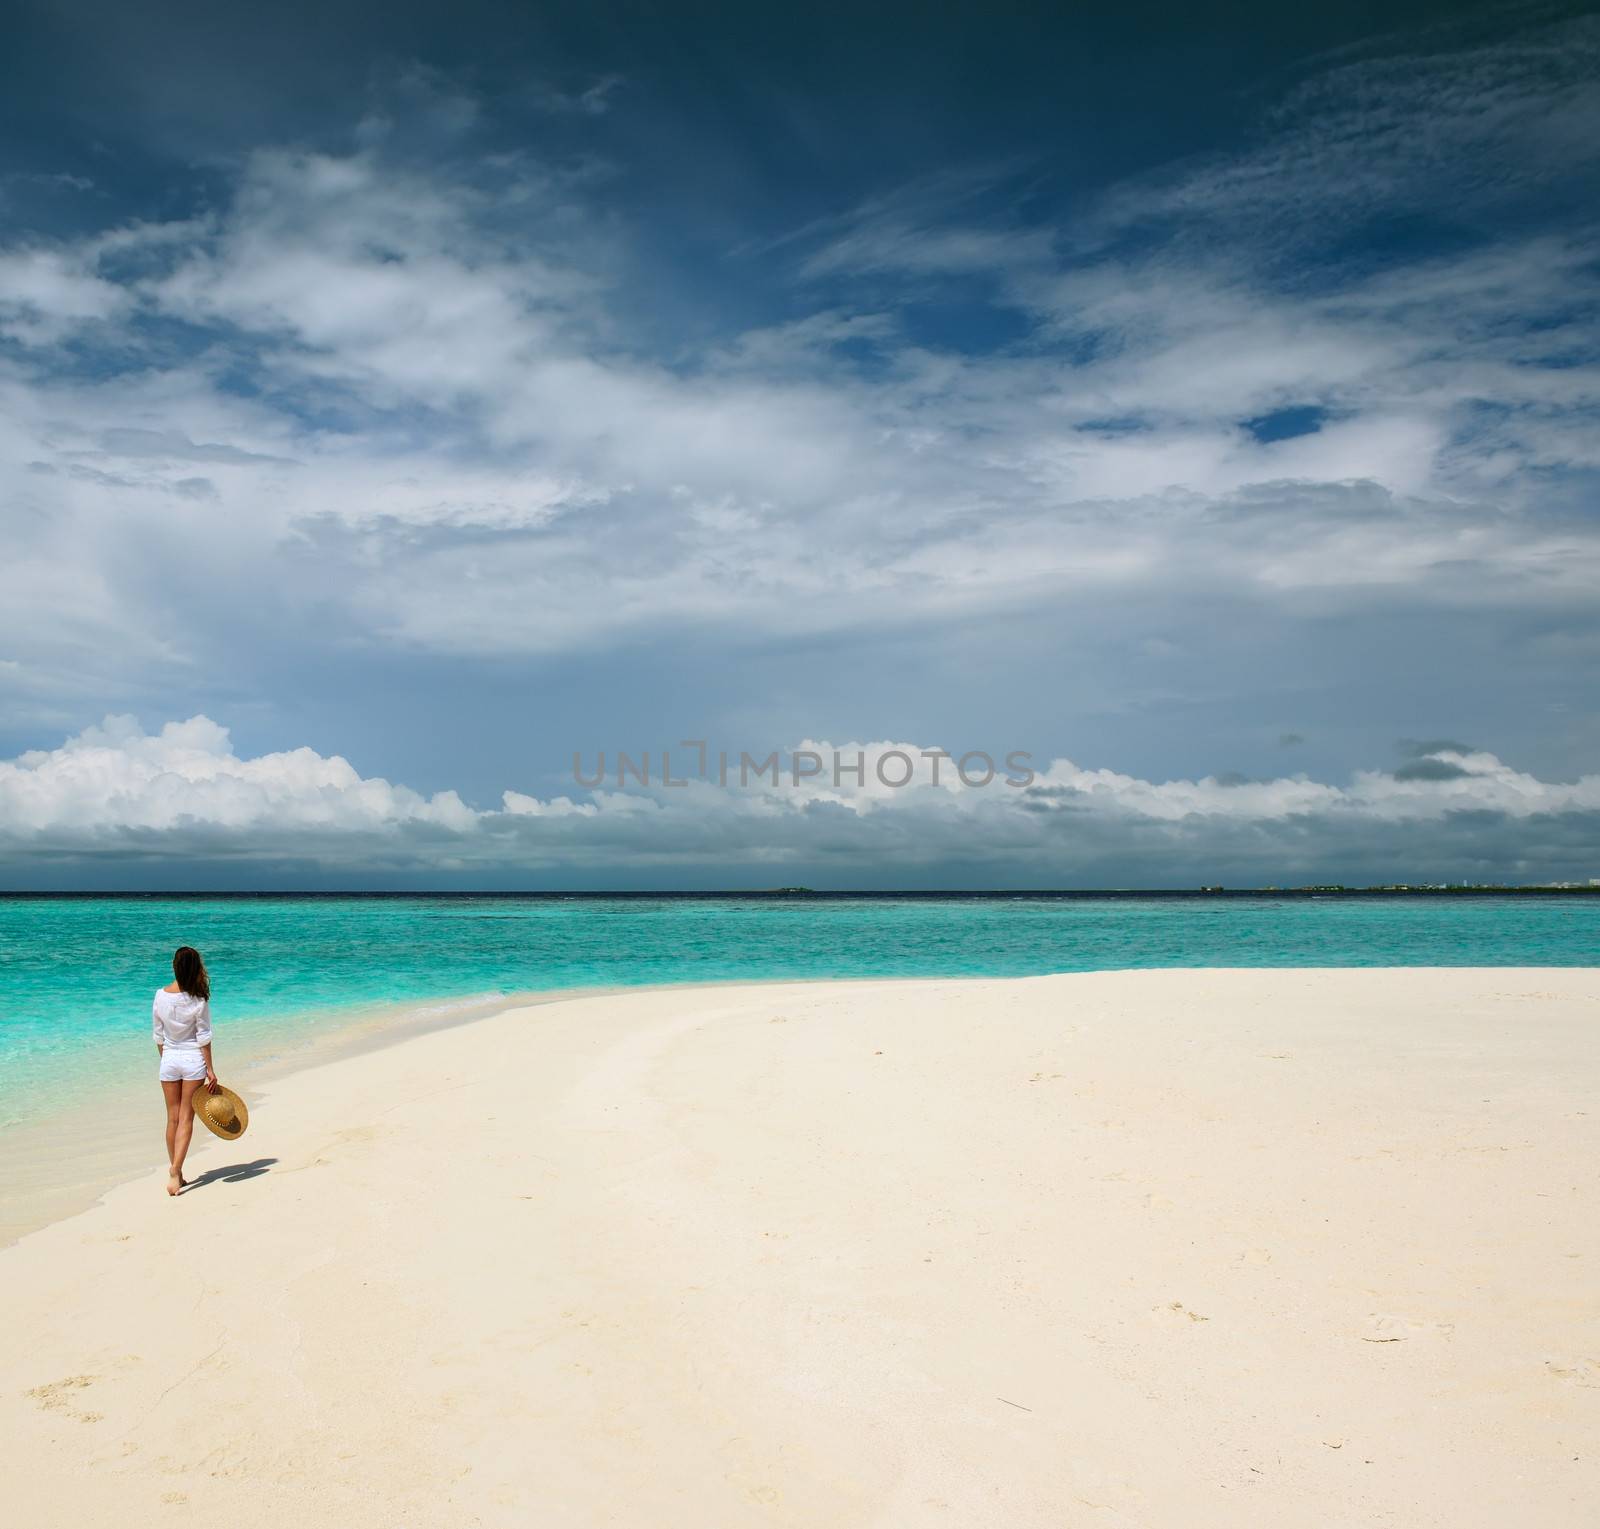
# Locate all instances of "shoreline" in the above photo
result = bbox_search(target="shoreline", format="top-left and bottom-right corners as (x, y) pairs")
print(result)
(0, 971), (933, 1246)
(2, 966), (1596, 1526)
(3, 963), (1598, 1248)
(6, 961), (1600, 1248)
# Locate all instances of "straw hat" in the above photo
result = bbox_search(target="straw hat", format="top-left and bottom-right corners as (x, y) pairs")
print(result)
(195, 1083), (249, 1141)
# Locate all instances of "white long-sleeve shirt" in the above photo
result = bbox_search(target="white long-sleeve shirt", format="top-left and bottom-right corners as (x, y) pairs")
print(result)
(153, 989), (212, 1052)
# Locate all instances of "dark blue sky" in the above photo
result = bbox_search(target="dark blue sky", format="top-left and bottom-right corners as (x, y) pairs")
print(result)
(1, 1), (1597, 886)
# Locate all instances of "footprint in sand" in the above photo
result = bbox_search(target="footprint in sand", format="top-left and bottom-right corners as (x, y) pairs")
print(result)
(1152, 1300), (1210, 1324)
(1546, 1357), (1600, 1388)
(1361, 1315), (1454, 1343)
(26, 1374), (103, 1422)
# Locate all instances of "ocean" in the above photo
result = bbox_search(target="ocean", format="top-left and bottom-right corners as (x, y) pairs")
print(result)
(1, 892), (1595, 1130)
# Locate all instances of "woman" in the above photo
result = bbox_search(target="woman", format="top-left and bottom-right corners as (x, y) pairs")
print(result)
(153, 946), (219, 1196)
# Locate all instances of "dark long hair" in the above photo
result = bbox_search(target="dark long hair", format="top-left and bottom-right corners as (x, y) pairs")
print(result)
(173, 946), (211, 1001)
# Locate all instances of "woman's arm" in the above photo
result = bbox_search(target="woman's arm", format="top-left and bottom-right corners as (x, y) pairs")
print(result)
(197, 999), (216, 1088)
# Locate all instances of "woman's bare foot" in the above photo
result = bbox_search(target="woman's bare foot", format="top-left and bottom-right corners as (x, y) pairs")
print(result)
(167, 1167), (182, 1197)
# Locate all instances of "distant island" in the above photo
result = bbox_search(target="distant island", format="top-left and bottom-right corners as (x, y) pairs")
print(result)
(733, 884), (1600, 898)
(744, 883), (1600, 897)
(1244, 883), (1600, 895)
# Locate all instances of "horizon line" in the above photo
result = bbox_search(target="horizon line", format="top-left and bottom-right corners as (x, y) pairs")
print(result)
(2, 886), (1597, 899)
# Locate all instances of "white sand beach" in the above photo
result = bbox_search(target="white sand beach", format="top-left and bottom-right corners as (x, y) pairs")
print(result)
(1, 968), (1597, 1527)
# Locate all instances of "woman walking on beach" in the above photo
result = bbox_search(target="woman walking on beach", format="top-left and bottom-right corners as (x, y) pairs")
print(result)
(154, 946), (218, 1196)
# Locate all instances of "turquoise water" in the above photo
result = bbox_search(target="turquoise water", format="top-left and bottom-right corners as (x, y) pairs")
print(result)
(1, 894), (1595, 1123)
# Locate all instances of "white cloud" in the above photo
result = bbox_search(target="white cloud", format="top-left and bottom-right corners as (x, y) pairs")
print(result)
(0, 17), (1595, 817)
(0, 246), (129, 344)
(0, 715), (474, 839)
(2, 717), (1595, 883)
(0, 23), (1593, 687)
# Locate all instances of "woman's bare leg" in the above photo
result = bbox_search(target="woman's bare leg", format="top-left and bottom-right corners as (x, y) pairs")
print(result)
(170, 1078), (202, 1188)
(162, 1079), (182, 1186)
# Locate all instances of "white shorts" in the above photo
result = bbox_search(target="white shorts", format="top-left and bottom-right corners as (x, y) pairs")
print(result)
(159, 1050), (207, 1083)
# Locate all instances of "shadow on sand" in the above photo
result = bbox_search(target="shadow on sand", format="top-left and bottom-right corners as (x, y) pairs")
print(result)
(183, 1158), (277, 1193)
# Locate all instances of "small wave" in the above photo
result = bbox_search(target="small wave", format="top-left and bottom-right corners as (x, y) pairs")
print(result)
(405, 990), (509, 1018)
